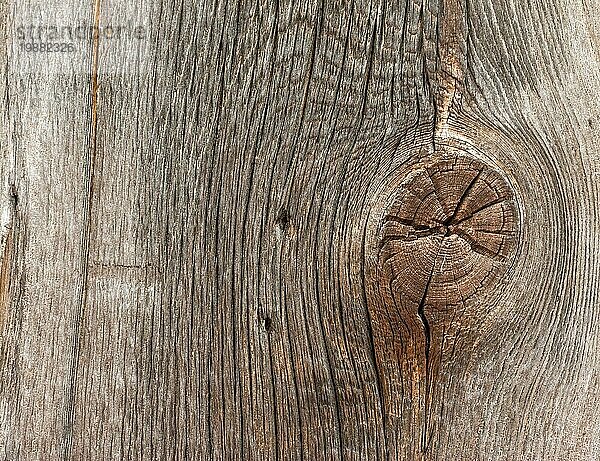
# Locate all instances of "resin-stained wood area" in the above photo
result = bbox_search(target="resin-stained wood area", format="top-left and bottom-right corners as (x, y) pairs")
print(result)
(1, 0), (600, 460)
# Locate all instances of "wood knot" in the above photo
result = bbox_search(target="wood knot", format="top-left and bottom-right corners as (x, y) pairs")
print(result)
(378, 153), (518, 312)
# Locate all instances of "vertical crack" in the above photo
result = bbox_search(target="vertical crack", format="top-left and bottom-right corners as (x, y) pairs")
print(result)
(416, 246), (440, 455)
(375, 153), (518, 458)
(62, 0), (102, 458)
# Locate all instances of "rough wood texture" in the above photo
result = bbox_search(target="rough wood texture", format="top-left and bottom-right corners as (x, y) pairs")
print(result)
(369, 150), (519, 458)
(1, 0), (600, 459)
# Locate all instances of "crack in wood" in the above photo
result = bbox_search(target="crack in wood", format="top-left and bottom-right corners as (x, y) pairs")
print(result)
(416, 246), (440, 454)
(443, 170), (482, 226)
(374, 151), (519, 457)
(62, 0), (103, 458)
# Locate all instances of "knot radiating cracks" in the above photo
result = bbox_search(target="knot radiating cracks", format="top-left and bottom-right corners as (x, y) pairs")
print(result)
(378, 153), (518, 313)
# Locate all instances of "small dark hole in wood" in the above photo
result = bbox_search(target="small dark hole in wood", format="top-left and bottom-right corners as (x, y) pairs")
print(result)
(275, 207), (291, 231)
(262, 315), (273, 333)
(9, 184), (18, 208)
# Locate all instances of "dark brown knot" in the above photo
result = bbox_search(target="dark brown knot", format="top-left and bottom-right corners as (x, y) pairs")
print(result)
(378, 153), (518, 313)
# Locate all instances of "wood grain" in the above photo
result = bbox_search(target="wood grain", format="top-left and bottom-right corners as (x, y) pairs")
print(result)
(1, 0), (600, 459)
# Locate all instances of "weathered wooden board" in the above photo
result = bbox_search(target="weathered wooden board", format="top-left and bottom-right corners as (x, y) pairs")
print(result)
(1, 0), (599, 459)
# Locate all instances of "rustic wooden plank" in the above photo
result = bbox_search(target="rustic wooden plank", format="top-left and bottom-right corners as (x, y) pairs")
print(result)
(66, 1), (163, 458)
(1, 0), (599, 459)
(0, 1), (96, 458)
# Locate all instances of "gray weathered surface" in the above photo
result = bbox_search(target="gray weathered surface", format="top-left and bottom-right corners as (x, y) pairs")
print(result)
(1, 0), (599, 459)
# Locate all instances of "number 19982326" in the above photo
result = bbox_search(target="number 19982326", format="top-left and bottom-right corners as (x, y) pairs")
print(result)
(18, 42), (75, 52)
